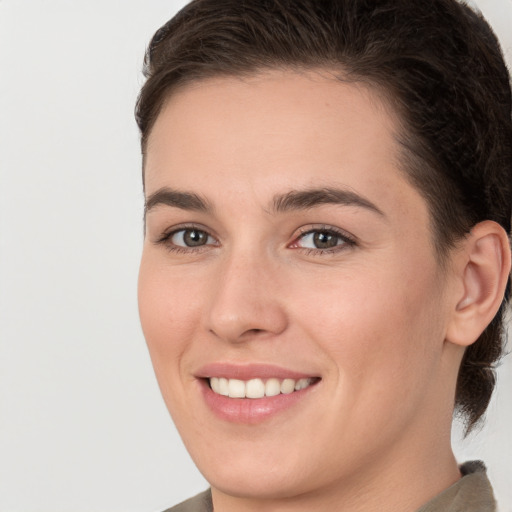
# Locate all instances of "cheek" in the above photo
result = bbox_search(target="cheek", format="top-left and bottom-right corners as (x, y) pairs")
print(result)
(137, 255), (203, 379)
(291, 257), (444, 405)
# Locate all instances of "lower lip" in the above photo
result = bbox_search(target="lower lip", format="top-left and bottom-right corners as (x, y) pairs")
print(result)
(200, 379), (319, 424)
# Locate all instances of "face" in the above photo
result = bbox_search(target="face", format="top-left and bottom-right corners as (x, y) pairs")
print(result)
(139, 70), (457, 503)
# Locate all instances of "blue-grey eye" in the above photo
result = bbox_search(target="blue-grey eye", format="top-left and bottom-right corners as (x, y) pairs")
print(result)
(171, 228), (213, 247)
(298, 230), (346, 249)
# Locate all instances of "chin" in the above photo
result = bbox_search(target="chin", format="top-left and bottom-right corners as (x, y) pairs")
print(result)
(205, 464), (312, 501)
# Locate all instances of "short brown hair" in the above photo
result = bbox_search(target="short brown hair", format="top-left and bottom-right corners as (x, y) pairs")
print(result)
(136, 0), (512, 431)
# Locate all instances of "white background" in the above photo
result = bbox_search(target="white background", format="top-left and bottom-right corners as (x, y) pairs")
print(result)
(0, 1), (511, 511)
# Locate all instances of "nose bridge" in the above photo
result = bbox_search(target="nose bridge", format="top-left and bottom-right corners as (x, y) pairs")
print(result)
(206, 245), (287, 343)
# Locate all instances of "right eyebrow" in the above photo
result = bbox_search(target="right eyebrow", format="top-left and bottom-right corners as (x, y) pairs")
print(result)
(144, 187), (213, 216)
(271, 186), (385, 217)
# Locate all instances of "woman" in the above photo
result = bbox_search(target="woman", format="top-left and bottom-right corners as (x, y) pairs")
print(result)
(136, 1), (511, 510)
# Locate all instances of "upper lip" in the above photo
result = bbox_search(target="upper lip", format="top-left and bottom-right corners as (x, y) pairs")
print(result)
(196, 363), (319, 381)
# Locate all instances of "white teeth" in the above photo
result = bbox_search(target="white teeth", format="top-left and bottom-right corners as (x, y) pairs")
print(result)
(246, 378), (265, 399)
(210, 377), (220, 394)
(209, 377), (315, 398)
(294, 378), (310, 391)
(228, 379), (246, 398)
(265, 378), (281, 397)
(218, 377), (229, 396)
(280, 378), (295, 394)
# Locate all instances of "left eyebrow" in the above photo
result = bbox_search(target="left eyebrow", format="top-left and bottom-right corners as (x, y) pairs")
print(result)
(271, 187), (385, 217)
(144, 187), (213, 216)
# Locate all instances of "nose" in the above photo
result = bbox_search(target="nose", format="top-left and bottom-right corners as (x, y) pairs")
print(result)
(205, 251), (288, 344)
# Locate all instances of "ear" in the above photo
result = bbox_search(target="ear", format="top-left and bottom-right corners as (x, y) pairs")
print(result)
(446, 220), (511, 347)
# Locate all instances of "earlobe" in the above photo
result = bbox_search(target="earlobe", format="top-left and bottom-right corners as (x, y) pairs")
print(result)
(446, 221), (511, 347)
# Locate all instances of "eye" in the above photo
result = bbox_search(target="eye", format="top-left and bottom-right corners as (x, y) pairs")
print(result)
(290, 227), (356, 252)
(169, 228), (215, 248)
(154, 225), (218, 253)
(298, 231), (341, 249)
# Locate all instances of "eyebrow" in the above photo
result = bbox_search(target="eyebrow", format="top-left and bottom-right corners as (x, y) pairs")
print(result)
(144, 185), (384, 218)
(145, 187), (212, 216)
(271, 187), (384, 216)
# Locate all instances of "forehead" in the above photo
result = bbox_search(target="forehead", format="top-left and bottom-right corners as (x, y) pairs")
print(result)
(146, 70), (396, 178)
(144, 69), (428, 229)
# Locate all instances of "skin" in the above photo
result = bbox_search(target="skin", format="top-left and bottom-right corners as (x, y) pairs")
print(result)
(138, 70), (501, 511)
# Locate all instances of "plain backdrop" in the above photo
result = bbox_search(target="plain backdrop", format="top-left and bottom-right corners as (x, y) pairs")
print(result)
(0, 1), (511, 511)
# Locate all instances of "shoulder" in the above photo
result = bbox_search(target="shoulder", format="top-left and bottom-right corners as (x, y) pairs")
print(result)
(161, 489), (213, 512)
(416, 461), (496, 512)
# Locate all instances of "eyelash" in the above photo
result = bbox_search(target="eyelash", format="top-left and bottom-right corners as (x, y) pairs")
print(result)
(154, 224), (357, 255)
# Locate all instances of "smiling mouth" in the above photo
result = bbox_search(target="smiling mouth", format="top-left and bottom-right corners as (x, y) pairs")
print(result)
(208, 377), (320, 399)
